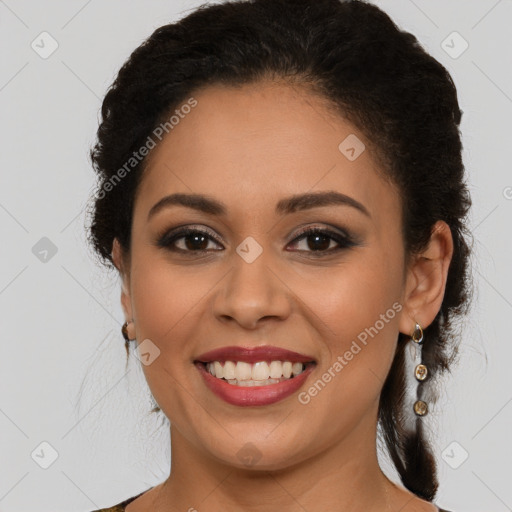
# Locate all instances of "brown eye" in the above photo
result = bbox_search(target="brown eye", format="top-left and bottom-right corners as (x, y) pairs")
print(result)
(157, 227), (223, 253)
(287, 227), (357, 255)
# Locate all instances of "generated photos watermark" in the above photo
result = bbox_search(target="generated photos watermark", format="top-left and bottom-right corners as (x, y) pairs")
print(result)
(298, 301), (403, 404)
(96, 97), (198, 199)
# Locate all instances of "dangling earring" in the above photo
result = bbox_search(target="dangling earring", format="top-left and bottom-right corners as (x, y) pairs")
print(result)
(122, 320), (135, 342)
(410, 322), (428, 416)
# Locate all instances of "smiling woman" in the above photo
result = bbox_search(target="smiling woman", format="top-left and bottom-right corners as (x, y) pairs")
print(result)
(85, 0), (472, 511)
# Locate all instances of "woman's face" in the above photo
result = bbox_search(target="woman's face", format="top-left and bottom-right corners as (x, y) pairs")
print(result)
(114, 81), (417, 469)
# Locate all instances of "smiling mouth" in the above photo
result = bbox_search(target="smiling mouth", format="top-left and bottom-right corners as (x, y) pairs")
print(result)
(196, 360), (316, 387)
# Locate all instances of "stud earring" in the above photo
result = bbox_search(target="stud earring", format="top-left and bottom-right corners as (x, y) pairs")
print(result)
(121, 320), (135, 342)
(410, 322), (428, 416)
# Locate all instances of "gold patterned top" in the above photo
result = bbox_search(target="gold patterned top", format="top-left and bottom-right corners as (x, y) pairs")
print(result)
(91, 489), (148, 512)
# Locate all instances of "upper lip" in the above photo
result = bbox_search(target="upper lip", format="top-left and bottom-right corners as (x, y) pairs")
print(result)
(194, 345), (316, 364)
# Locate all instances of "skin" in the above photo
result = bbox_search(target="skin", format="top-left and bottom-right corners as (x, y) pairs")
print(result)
(112, 80), (453, 512)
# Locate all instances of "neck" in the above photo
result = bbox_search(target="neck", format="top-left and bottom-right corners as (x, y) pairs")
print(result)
(154, 410), (396, 512)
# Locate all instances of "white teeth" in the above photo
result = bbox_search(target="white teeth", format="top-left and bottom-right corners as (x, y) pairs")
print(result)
(204, 360), (307, 382)
(292, 362), (303, 375)
(235, 361), (252, 381)
(251, 361), (269, 380)
(223, 360), (236, 380)
(282, 361), (292, 378)
(269, 360), (283, 379)
(227, 378), (281, 386)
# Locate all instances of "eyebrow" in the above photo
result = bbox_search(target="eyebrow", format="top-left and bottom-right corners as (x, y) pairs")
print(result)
(147, 190), (371, 220)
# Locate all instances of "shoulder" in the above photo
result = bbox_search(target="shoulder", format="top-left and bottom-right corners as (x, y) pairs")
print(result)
(88, 490), (148, 512)
(89, 506), (124, 512)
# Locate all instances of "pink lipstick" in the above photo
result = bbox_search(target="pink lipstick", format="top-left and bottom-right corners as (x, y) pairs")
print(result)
(194, 345), (316, 407)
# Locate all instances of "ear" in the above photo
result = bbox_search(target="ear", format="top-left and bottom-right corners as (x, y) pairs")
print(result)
(398, 220), (454, 335)
(112, 238), (134, 324)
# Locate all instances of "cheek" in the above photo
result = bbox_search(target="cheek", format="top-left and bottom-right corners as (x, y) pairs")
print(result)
(129, 254), (209, 344)
(313, 259), (401, 340)
(128, 255), (206, 411)
(296, 262), (402, 438)
(305, 252), (403, 399)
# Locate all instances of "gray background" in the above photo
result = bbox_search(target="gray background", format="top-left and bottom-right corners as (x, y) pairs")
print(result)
(1, 1), (511, 511)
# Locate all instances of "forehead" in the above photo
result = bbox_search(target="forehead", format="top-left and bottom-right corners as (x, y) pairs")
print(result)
(135, 81), (400, 223)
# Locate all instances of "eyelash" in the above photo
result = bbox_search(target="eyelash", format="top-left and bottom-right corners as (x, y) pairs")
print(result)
(155, 225), (358, 257)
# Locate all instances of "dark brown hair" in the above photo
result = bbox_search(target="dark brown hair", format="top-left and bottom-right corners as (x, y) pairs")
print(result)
(86, 0), (473, 501)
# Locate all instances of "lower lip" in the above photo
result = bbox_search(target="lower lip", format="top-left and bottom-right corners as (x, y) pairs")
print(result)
(194, 362), (316, 407)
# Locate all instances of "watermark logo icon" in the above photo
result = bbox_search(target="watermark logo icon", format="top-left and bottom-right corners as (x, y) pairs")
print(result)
(133, 338), (161, 366)
(441, 31), (469, 59)
(338, 134), (365, 161)
(236, 442), (262, 467)
(32, 237), (58, 263)
(236, 236), (263, 263)
(31, 31), (59, 59)
(31, 441), (59, 469)
(441, 441), (469, 469)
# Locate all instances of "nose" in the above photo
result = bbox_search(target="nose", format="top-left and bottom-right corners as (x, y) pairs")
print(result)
(211, 248), (292, 330)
